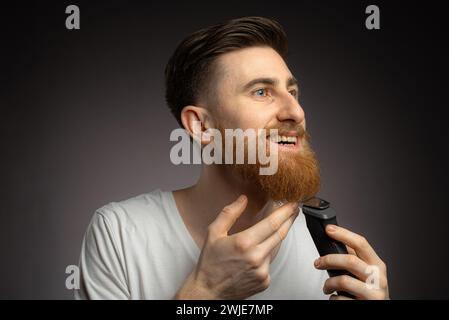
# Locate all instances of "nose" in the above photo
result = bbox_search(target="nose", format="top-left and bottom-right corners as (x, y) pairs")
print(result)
(276, 91), (305, 125)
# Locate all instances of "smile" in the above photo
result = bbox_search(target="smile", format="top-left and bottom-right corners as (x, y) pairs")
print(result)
(271, 135), (298, 145)
(266, 132), (300, 151)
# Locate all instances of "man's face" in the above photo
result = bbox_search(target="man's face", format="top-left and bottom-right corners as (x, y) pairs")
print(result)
(208, 46), (320, 202)
(211, 46), (304, 136)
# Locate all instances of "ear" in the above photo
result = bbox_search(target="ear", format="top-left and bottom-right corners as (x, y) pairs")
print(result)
(180, 105), (215, 145)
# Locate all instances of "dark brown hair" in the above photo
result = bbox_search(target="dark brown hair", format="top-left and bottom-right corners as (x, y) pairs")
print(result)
(164, 16), (288, 127)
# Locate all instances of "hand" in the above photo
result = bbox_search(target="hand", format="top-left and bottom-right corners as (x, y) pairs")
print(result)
(314, 225), (389, 300)
(175, 195), (299, 300)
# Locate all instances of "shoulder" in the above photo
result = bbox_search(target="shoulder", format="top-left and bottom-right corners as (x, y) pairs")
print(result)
(91, 189), (172, 239)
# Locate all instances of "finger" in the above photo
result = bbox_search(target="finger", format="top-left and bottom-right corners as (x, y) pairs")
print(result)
(325, 225), (382, 265)
(329, 294), (354, 300)
(346, 246), (357, 256)
(239, 201), (299, 244)
(257, 211), (298, 256)
(323, 275), (373, 299)
(314, 254), (370, 281)
(209, 195), (248, 236)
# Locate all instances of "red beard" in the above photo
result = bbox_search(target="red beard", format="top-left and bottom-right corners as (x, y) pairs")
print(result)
(217, 125), (321, 202)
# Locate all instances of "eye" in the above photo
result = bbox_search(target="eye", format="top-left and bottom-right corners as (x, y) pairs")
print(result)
(289, 89), (298, 98)
(253, 88), (269, 98)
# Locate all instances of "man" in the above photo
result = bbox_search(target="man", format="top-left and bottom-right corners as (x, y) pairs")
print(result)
(76, 16), (389, 300)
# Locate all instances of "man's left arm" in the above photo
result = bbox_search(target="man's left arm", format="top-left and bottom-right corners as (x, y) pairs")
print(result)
(313, 224), (390, 300)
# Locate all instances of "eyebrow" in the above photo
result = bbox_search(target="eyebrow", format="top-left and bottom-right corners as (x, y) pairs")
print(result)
(241, 76), (299, 92)
(287, 76), (299, 87)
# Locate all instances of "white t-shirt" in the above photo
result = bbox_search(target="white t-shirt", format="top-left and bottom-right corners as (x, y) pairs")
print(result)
(75, 189), (329, 300)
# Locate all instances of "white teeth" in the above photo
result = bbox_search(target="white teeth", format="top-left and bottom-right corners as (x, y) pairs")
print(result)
(270, 135), (297, 144)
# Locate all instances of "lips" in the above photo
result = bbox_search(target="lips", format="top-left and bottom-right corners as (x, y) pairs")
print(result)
(270, 135), (298, 145)
(265, 132), (301, 151)
(266, 130), (299, 145)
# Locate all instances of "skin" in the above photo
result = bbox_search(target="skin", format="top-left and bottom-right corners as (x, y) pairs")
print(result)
(172, 46), (389, 300)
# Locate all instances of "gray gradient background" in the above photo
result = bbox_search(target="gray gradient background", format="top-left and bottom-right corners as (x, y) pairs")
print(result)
(1, 0), (448, 299)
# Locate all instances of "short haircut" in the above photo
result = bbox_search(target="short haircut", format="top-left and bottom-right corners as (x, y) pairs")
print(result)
(164, 16), (289, 127)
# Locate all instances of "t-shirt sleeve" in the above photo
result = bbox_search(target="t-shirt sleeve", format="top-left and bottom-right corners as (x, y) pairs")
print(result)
(75, 209), (130, 300)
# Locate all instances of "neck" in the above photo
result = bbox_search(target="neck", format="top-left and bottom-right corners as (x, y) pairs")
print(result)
(176, 164), (276, 236)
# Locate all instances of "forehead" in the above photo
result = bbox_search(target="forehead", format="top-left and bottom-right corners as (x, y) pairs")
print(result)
(216, 46), (293, 85)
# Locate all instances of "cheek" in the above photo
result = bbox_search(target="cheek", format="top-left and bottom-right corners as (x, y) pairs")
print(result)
(213, 102), (245, 128)
(216, 96), (275, 130)
(228, 110), (268, 130)
(238, 105), (275, 129)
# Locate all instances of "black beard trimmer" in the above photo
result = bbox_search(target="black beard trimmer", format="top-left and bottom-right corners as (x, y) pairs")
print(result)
(302, 197), (356, 299)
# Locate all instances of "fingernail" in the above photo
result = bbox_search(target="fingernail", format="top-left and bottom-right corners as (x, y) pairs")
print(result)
(326, 225), (336, 232)
(314, 259), (321, 267)
(238, 195), (246, 202)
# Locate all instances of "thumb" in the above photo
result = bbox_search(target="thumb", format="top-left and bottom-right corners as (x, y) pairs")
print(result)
(209, 195), (247, 237)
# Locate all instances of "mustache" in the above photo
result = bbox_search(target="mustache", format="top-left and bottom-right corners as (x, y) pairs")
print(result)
(264, 124), (306, 138)
(214, 123), (308, 140)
